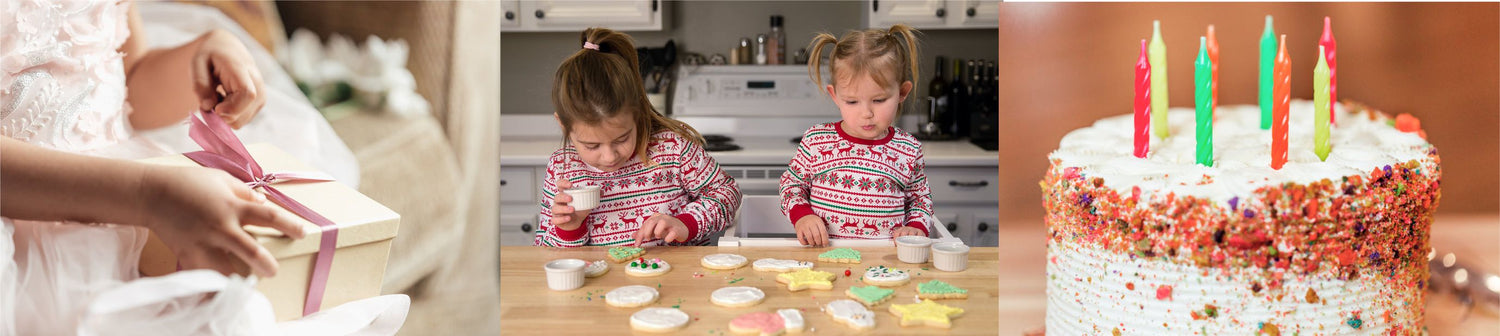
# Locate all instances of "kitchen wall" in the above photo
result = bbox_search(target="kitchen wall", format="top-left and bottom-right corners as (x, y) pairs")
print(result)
(501, 0), (998, 117)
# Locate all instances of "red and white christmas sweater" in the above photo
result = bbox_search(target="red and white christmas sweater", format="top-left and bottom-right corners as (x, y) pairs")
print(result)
(534, 130), (741, 247)
(779, 122), (933, 239)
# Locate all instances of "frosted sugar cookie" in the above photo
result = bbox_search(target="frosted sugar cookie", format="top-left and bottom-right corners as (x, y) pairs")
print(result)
(584, 260), (609, 277)
(817, 248), (861, 264)
(916, 280), (969, 300)
(625, 258), (671, 277)
(710, 286), (766, 308)
(701, 253), (749, 270)
(630, 307), (690, 333)
(774, 269), (835, 292)
(888, 299), (964, 328)
(608, 246), (646, 263)
(752, 258), (814, 272)
(845, 285), (895, 306)
(728, 311), (785, 336)
(860, 265), (910, 287)
(605, 285), (659, 308)
(823, 299), (876, 330)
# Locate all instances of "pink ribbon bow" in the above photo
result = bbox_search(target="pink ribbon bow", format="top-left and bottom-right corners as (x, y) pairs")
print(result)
(183, 111), (339, 317)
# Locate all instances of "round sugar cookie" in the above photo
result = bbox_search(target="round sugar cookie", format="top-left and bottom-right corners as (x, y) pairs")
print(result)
(861, 265), (911, 286)
(605, 285), (659, 308)
(584, 260), (609, 277)
(625, 258), (672, 277)
(709, 286), (766, 307)
(751, 258), (814, 272)
(700, 253), (749, 270)
(630, 307), (690, 333)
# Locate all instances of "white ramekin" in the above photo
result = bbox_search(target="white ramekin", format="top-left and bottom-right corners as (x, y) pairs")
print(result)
(564, 185), (601, 211)
(544, 258), (587, 291)
(895, 235), (933, 264)
(931, 242), (970, 272)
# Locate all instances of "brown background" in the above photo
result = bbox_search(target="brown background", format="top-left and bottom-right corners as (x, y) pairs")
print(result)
(997, 2), (1500, 222)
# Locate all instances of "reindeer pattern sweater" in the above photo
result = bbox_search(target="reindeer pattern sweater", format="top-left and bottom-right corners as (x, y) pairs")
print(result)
(534, 130), (741, 247)
(779, 122), (933, 239)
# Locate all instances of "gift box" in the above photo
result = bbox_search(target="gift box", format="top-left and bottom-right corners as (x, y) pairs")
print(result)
(136, 121), (400, 321)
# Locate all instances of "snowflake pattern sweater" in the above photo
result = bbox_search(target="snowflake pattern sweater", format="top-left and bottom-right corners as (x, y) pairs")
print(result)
(779, 122), (933, 239)
(534, 130), (741, 247)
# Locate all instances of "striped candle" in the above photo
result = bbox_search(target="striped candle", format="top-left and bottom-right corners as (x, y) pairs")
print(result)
(1195, 36), (1214, 166)
(1259, 16), (1276, 130)
(1135, 39), (1152, 158)
(1314, 45), (1331, 161)
(1150, 20), (1170, 138)
(1272, 35), (1291, 170)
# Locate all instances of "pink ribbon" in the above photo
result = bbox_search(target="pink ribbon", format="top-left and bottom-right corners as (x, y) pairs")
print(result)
(183, 111), (339, 317)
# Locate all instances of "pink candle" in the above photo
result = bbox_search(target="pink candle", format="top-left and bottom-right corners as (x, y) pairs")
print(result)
(1135, 39), (1151, 158)
(1320, 16), (1338, 125)
(1208, 25), (1219, 113)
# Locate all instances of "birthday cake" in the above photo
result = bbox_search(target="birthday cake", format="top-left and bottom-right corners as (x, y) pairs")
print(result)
(1042, 101), (1439, 335)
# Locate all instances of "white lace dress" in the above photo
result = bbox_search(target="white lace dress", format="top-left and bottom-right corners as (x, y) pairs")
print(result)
(0, 1), (390, 335)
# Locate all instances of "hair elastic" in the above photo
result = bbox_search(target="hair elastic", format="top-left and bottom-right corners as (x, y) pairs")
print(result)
(583, 41), (600, 51)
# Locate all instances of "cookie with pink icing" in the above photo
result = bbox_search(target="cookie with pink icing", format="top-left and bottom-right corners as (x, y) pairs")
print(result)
(729, 311), (785, 336)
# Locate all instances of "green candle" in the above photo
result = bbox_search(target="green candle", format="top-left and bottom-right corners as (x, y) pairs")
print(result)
(1259, 15), (1275, 130)
(1150, 20), (1170, 138)
(1195, 36), (1214, 166)
(1314, 45), (1331, 161)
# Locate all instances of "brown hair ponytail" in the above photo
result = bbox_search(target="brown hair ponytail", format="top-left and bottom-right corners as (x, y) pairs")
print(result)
(552, 27), (703, 166)
(804, 24), (922, 107)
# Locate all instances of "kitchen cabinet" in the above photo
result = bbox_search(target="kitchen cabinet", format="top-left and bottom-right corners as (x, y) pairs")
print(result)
(501, 0), (663, 32)
(864, 0), (999, 30)
(926, 166), (999, 247)
(500, 165), (545, 246)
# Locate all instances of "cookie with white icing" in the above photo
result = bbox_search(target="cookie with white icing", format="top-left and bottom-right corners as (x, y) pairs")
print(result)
(728, 311), (786, 336)
(823, 299), (876, 330)
(629, 307), (690, 333)
(584, 260), (609, 278)
(860, 265), (911, 287)
(776, 309), (805, 333)
(605, 285), (660, 308)
(752, 258), (814, 272)
(625, 258), (672, 277)
(700, 253), (749, 270)
(709, 286), (766, 307)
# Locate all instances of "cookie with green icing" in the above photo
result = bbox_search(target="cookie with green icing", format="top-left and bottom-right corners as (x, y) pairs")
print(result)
(608, 246), (646, 262)
(818, 248), (862, 264)
(916, 280), (969, 299)
(845, 285), (896, 306)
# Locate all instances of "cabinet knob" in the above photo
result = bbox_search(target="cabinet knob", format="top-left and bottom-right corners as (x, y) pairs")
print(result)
(500, 180), (508, 186)
(946, 223), (957, 233)
(977, 222), (989, 232)
(535, 10), (545, 19)
(872, 0), (879, 12)
(948, 180), (989, 187)
(966, 7), (976, 17)
(935, 8), (946, 18)
(521, 223), (533, 233)
(505, 11), (514, 20)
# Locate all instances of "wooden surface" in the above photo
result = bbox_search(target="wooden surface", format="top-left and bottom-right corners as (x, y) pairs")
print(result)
(996, 2), (1500, 221)
(994, 214), (1500, 335)
(498, 246), (999, 335)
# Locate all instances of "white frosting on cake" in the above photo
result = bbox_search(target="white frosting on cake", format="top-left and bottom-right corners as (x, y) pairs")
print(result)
(824, 299), (876, 328)
(605, 285), (659, 306)
(710, 286), (766, 305)
(754, 258), (814, 272)
(702, 253), (749, 268)
(1050, 101), (1431, 202)
(777, 309), (805, 330)
(1046, 239), (1418, 334)
(630, 307), (690, 330)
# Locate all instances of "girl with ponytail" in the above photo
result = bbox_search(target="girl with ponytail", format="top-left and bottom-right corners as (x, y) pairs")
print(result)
(535, 28), (741, 247)
(779, 24), (935, 246)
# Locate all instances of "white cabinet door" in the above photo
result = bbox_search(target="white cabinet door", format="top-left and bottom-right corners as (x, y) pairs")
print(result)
(868, 0), (947, 28)
(956, 0), (999, 28)
(516, 0), (661, 32)
(501, 0), (521, 29)
(500, 210), (540, 246)
(499, 166), (537, 205)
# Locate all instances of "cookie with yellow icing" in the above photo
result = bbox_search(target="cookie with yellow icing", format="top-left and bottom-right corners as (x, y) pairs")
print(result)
(774, 269), (835, 291)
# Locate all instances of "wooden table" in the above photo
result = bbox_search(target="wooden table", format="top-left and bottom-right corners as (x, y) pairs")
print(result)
(994, 214), (1500, 335)
(499, 246), (999, 335)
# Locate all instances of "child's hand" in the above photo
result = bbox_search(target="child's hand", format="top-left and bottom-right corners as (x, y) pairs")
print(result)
(634, 213), (690, 246)
(550, 178), (591, 230)
(137, 166), (310, 278)
(793, 215), (830, 247)
(891, 226), (924, 238)
(192, 30), (266, 129)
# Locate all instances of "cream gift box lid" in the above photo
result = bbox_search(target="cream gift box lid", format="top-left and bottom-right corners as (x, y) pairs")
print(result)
(137, 143), (400, 258)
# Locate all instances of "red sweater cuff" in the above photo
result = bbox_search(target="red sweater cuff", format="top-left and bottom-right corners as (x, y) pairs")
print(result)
(904, 221), (930, 237)
(553, 221), (589, 242)
(675, 213), (700, 242)
(788, 204), (817, 226)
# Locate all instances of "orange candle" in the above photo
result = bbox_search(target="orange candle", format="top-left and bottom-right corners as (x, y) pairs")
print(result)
(1271, 35), (1291, 170)
(1207, 25), (1219, 112)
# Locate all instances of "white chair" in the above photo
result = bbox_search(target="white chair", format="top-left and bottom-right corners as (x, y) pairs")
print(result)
(719, 195), (960, 247)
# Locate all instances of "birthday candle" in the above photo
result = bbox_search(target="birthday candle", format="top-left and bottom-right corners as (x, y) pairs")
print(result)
(1135, 39), (1152, 158)
(1320, 16), (1338, 125)
(1195, 37), (1214, 166)
(1314, 45), (1331, 161)
(1150, 20), (1170, 138)
(1207, 25), (1220, 113)
(1272, 35), (1291, 170)
(1259, 16), (1276, 130)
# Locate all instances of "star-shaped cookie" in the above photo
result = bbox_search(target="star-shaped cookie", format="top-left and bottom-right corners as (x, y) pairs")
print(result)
(774, 269), (835, 291)
(888, 299), (965, 328)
